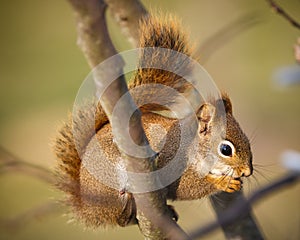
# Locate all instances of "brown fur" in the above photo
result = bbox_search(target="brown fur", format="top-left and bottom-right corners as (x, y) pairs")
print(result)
(53, 14), (252, 228)
(53, 101), (109, 225)
(128, 14), (195, 112)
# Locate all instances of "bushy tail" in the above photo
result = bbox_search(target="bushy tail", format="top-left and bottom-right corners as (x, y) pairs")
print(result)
(129, 14), (196, 113)
(53, 102), (108, 208)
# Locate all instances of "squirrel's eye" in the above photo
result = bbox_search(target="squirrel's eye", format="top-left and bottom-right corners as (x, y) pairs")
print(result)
(218, 140), (235, 158)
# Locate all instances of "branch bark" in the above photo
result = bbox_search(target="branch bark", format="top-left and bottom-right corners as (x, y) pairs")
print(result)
(67, 0), (188, 239)
(209, 191), (263, 240)
(104, 0), (148, 47)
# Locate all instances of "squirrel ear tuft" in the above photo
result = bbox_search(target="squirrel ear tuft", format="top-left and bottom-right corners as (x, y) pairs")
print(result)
(197, 103), (216, 134)
(220, 93), (233, 115)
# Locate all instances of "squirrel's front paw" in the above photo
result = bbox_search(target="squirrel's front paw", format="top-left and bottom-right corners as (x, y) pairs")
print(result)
(206, 174), (242, 193)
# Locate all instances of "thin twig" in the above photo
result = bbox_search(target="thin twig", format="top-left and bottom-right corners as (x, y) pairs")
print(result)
(198, 12), (263, 64)
(189, 172), (300, 239)
(266, 0), (300, 30)
(0, 201), (62, 232)
(0, 146), (55, 184)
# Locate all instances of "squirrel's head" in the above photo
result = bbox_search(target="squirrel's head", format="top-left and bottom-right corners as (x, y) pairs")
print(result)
(195, 94), (253, 179)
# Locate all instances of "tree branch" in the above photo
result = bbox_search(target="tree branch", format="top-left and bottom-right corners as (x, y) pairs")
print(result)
(209, 191), (263, 240)
(0, 201), (61, 232)
(197, 12), (263, 64)
(68, 0), (121, 67)
(189, 172), (300, 239)
(266, 0), (300, 30)
(104, 0), (148, 47)
(67, 0), (188, 239)
(0, 146), (54, 184)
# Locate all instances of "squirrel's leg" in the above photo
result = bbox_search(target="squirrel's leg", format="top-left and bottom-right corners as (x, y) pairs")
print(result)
(117, 191), (179, 225)
(118, 188), (179, 225)
(117, 191), (137, 226)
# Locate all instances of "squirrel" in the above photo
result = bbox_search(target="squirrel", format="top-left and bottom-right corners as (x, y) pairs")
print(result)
(53, 14), (253, 228)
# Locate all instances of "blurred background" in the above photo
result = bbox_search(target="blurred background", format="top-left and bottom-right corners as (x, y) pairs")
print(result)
(0, 0), (299, 239)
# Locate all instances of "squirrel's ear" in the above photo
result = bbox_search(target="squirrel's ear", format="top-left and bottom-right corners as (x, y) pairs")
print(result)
(220, 93), (233, 115)
(197, 103), (216, 134)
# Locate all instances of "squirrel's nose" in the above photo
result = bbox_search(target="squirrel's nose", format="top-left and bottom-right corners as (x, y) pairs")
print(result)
(242, 165), (253, 177)
(242, 154), (253, 177)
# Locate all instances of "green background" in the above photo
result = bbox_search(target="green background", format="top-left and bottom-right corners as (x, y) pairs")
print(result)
(0, 0), (299, 239)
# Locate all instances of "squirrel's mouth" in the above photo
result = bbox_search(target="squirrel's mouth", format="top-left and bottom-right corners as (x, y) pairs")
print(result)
(209, 167), (244, 179)
(208, 160), (253, 179)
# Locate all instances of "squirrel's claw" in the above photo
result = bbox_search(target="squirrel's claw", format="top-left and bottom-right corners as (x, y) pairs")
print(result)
(225, 178), (242, 193)
(206, 174), (243, 193)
